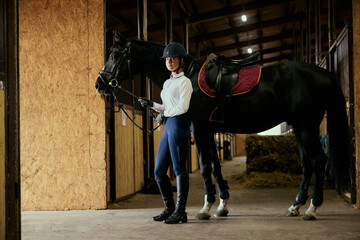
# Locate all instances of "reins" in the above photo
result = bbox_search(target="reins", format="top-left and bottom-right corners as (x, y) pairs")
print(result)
(110, 88), (161, 135)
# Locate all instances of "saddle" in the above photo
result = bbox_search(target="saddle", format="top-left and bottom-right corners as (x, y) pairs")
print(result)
(201, 52), (260, 123)
(204, 52), (260, 95)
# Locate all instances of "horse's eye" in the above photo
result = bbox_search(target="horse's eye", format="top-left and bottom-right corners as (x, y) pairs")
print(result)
(111, 52), (120, 61)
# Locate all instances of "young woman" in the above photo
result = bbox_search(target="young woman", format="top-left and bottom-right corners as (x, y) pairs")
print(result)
(139, 42), (193, 224)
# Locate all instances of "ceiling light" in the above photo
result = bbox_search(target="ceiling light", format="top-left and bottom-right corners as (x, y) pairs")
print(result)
(247, 48), (252, 54)
(241, 15), (247, 22)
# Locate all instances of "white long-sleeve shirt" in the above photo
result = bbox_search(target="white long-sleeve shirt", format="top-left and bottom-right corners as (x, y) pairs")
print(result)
(153, 72), (193, 117)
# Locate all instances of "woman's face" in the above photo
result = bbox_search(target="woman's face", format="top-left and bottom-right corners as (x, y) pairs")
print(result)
(165, 57), (181, 72)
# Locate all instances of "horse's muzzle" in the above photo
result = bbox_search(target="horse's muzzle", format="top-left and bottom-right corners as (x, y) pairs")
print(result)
(95, 78), (102, 94)
(95, 76), (109, 95)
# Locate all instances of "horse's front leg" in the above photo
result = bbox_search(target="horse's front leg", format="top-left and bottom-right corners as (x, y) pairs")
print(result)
(193, 127), (229, 219)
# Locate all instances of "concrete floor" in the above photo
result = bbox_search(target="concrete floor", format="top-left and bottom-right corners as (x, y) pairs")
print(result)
(22, 157), (360, 240)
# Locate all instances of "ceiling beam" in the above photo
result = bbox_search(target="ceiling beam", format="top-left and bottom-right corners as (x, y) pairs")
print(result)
(190, 13), (303, 43)
(204, 31), (293, 54)
(230, 44), (294, 59)
(120, 0), (295, 38)
(107, 0), (165, 12)
(188, 0), (295, 25)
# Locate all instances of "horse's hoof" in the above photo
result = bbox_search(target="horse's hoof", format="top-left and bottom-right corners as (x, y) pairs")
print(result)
(302, 199), (318, 220)
(285, 204), (301, 217)
(196, 212), (211, 220)
(285, 209), (299, 217)
(303, 213), (316, 220)
(214, 209), (229, 217)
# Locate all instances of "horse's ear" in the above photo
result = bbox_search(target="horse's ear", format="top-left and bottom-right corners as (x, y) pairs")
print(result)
(113, 30), (128, 47)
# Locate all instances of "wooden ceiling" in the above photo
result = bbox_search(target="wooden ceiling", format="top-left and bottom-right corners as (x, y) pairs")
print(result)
(106, 0), (352, 65)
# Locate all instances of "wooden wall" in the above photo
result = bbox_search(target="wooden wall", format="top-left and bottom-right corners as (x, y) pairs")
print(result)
(114, 109), (144, 199)
(19, 0), (106, 210)
(190, 136), (199, 172)
(153, 120), (164, 163)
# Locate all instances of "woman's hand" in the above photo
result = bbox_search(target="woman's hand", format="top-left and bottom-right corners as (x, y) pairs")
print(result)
(155, 113), (165, 124)
(138, 97), (154, 108)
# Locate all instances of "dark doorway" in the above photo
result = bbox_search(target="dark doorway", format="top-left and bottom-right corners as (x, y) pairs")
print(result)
(0, 0), (21, 238)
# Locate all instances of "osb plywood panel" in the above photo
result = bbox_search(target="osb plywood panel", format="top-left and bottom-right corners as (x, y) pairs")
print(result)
(115, 109), (134, 198)
(19, 0), (106, 210)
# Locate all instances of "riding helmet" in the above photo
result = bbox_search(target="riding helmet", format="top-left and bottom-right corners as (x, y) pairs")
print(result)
(162, 42), (187, 58)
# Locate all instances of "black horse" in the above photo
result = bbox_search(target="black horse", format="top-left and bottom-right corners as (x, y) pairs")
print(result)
(95, 34), (352, 220)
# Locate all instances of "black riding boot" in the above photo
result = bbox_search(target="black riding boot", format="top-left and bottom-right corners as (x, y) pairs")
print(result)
(164, 172), (189, 224)
(153, 176), (175, 221)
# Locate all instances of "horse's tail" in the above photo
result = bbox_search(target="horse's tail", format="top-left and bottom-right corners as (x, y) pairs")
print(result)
(326, 80), (352, 194)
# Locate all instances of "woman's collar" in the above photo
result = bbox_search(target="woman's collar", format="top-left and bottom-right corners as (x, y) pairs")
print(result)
(170, 72), (184, 79)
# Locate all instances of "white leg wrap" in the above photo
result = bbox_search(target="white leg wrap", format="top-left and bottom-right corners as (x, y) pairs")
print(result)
(215, 197), (229, 217)
(199, 195), (213, 214)
(286, 203), (302, 216)
(304, 199), (318, 220)
(217, 198), (228, 212)
(196, 195), (213, 220)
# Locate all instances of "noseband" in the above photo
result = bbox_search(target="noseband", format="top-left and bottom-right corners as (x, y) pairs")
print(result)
(98, 46), (133, 88)
(97, 45), (161, 134)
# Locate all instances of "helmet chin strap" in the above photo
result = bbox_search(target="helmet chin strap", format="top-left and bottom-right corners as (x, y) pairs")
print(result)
(172, 58), (183, 74)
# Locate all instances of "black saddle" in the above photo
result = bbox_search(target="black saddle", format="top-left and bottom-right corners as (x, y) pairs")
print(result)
(205, 52), (260, 95)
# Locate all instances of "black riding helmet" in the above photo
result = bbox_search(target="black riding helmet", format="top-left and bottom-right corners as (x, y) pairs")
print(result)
(162, 42), (187, 73)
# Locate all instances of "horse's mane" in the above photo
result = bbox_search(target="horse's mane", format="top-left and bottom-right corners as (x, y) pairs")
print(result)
(130, 39), (165, 59)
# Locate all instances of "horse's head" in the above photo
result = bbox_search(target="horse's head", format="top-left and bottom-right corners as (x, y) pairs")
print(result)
(95, 32), (133, 95)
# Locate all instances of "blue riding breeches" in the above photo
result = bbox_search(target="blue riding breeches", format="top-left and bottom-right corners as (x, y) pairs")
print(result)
(154, 113), (191, 181)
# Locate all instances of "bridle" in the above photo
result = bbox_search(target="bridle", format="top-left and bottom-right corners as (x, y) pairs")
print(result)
(97, 44), (162, 134)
